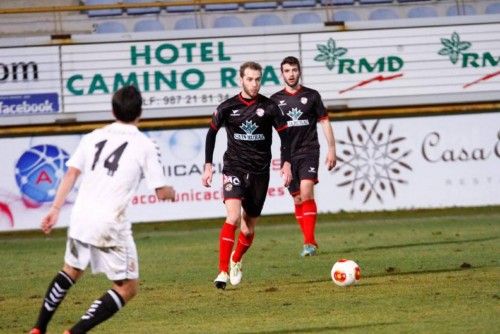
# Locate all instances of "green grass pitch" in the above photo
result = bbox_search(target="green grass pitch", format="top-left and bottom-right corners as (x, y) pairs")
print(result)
(1, 206), (499, 333)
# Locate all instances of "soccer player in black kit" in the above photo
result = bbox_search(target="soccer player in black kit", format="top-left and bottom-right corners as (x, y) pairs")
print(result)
(202, 61), (292, 289)
(271, 56), (337, 257)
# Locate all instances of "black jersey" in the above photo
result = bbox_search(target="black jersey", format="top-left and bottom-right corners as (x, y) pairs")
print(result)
(208, 93), (288, 174)
(270, 86), (328, 157)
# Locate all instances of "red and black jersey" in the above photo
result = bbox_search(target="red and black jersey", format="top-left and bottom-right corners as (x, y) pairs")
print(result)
(270, 86), (328, 157)
(206, 93), (289, 174)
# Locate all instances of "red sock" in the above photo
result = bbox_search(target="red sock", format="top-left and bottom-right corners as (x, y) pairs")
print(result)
(232, 232), (254, 263)
(294, 203), (305, 243)
(219, 222), (236, 272)
(302, 199), (317, 246)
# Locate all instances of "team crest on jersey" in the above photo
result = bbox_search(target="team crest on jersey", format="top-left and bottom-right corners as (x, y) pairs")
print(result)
(301, 97), (308, 104)
(256, 108), (265, 117)
(235, 120), (265, 141)
(286, 108), (309, 127)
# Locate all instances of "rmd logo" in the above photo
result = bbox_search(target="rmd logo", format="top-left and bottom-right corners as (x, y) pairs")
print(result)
(314, 38), (404, 94)
(438, 32), (500, 88)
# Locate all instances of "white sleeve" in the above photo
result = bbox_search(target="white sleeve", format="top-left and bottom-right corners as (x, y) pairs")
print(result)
(143, 140), (168, 190)
(66, 136), (86, 172)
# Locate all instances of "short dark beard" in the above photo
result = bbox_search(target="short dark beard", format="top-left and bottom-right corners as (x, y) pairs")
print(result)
(286, 77), (300, 89)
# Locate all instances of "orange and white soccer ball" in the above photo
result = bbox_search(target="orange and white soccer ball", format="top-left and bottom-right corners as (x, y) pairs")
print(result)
(331, 259), (361, 287)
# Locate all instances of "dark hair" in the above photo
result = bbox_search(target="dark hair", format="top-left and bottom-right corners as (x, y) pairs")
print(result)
(239, 61), (262, 78)
(112, 85), (142, 123)
(280, 56), (301, 73)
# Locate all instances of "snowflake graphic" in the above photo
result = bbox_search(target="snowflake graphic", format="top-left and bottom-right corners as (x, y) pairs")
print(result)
(287, 108), (303, 120)
(438, 32), (471, 65)
(333, 121), (412, 203)
(314, 38), (348, 71)
(240, 120), (258, 134)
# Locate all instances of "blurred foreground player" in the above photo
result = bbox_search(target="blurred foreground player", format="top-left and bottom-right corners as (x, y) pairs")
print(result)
(30, 86), (175, 334)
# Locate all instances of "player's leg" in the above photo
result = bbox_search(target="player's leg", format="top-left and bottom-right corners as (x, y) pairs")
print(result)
(229, 172), (269, 285)
(300, 179), (318, 252)
(289, 157), (304, 236)
(215, 172), (245, 289)
(67, 236), (139, 333)
(297, 153), (319, 256)
(67, 279), (138, 334)
(31, 239), (88, 334)
(292, 193), (305, 241)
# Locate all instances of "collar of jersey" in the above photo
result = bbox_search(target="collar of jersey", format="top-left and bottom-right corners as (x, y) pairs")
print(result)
(284, 85), (303, 96)
(238, 93), (257, 106)
(110, 121), (139, 131)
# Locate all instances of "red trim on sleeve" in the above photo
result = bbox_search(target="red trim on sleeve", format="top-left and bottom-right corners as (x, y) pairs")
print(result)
(276, 124), (288, 132)
(210, 122), (218, 130)
(318, 115), (329, 122)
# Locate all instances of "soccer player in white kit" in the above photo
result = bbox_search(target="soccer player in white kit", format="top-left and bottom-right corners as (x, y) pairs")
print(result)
(30, 86), (175, 334)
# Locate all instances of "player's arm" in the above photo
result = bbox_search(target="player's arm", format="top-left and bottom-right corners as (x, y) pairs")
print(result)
(202, 124), (218, 187)
(277, 127), (292, 187)
(41, 166), (81, 234)
(203, 108), (223, 187)
(144, 141), (176, 201)
(319, 117), (337, 171)
(272, 102), (292, 187)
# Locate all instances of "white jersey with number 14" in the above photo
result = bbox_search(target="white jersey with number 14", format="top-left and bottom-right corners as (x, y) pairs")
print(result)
(66, 122), (167, 247)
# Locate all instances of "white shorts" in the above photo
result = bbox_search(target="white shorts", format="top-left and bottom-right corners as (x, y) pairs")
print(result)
(64, 236), (139, 281)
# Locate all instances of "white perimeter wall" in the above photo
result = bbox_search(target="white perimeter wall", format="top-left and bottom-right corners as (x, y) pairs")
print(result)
(0, 111), (499, 231)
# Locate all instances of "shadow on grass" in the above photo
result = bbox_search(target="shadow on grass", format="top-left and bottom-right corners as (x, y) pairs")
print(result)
(331, 236), (500, 254)
(241, 321), (400, 333)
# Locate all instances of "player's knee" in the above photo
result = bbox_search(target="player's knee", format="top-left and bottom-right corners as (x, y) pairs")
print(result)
(114, 279), (139, 302)
(226, 215), (241, 225)
(62, 263), (83, 282)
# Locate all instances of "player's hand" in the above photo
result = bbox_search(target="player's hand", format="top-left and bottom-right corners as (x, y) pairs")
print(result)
(41, 207), (60, 235)
(156, 186), (176, 201)
(281, 161), (292, 187)
(202, 163), (213, 187)
(326, 148), (337, 171)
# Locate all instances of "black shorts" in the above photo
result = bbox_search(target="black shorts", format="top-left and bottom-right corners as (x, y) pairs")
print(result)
(288, 153), (319, 196)
(222, 170), (270, 217)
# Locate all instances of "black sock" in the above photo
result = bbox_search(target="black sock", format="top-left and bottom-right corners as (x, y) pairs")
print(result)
(69, 289), (125, 334)
(34, 271), (74, 333)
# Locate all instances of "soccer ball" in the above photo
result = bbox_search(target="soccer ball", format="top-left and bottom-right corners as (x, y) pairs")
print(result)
(331, 259), (361, 287)
(15, 144), (69, 208)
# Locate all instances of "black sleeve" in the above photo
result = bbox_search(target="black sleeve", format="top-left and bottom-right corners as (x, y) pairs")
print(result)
(205, 125), (218, 164)
(278, 127), (291, 166)
(270, 100), (291, 166)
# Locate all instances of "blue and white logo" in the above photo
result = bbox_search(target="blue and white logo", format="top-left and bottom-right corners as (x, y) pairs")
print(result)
(0, 93), (59, 115)
(286, 108), (309, 127)
(15, 144), (69, 208)
(168, 130), (202, 161)
(235, 120), (264, 141)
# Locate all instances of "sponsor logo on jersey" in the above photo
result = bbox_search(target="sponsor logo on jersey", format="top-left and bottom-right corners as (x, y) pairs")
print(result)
(235, 120), (265, 141)
(278, 100), (287, 106)
(231, 109), (240, 116)
(256, 108), (264, 117)
(223, 174), (241, 186)
(286, 107), (309, 127)
(308, 167), (317, 174)
(301, 97), (308, 104)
